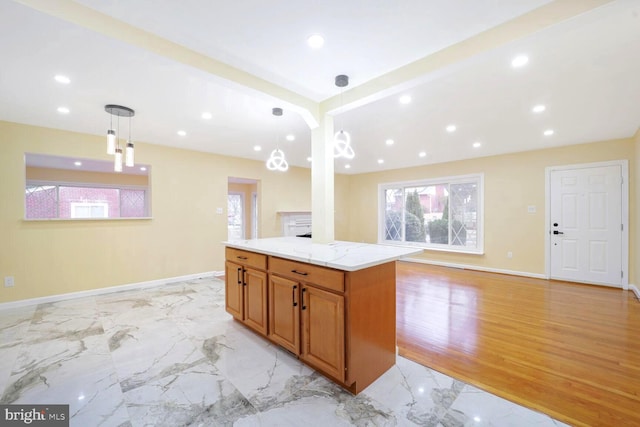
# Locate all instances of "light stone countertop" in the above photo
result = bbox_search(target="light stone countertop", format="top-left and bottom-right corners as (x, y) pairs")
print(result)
(223, 237), (422, 271)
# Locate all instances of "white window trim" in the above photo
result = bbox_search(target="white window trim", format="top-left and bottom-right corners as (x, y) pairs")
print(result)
(25, 180), (150, 220)
(378, 173), (484, 254)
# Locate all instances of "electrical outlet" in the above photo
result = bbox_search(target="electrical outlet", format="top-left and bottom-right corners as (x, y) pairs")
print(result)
(4, 276), (15, 287)
(507, 251), (513, 259)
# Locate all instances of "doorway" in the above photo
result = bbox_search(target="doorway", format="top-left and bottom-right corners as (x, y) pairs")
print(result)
(228, 177), (259, 240)
(546, 161), (628, 288)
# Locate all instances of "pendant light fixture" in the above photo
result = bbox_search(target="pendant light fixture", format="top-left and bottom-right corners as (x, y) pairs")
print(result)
(333, 74), (355, 159)
(266, 107), (289, 172)
(105, 104), (135, 172)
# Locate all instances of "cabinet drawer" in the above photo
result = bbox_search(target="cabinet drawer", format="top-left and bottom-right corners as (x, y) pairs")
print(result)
(270, 257), (344, 292)
(226, 247), (267, 271)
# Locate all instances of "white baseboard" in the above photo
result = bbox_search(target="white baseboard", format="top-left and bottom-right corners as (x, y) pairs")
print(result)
(0, 271), (221, 311)
(630, 285), (640, 301)
(402, 257), (547, 280)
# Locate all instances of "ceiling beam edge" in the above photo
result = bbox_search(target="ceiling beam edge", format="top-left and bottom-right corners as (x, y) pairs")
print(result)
(319, 0), (615, 116)
(13, 0), (320, 128)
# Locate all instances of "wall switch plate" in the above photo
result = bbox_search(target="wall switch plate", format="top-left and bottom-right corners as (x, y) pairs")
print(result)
(4, 276), (15, 287)
(216, 207), (223, 215)
(527, 205), (536, 214)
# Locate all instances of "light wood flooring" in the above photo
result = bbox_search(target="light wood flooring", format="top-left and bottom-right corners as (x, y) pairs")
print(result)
(395, 262), (640, 427)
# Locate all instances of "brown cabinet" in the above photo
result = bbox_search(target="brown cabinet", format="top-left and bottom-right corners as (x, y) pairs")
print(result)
(225, 246), (397, 394)
(224, 248), (268, 335)
(269, 256), (346, 382)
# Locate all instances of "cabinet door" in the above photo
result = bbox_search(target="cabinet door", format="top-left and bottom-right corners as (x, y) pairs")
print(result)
(268, 275), (300, 355)
(225, 261), (244, 320)
(243, 268), (268, 335)
(301, 285), (345, 382)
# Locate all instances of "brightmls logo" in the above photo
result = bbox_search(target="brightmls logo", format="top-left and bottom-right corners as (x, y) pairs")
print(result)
(0, 405), (69, 426)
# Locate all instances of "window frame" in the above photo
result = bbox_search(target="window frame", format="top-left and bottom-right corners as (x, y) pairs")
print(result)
(25, 179), (151, 220)
(378, 173), (484, 254)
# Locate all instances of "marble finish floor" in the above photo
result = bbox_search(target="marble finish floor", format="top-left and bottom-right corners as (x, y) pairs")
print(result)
(0, 277), (569, 426)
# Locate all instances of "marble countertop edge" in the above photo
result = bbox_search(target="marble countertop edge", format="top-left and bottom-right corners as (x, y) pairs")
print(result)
(222, 237), (423, 272)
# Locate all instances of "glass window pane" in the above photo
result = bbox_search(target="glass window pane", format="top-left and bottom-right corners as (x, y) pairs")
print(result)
(25, 185), (58, 219)
(121, 189), (146, 217)
(425, 184), (449, 244)
(228, 194), (244, 240)
(59, 186), (119, 218)
(384, 188), (403, 241)
(450, 182), (477, 247)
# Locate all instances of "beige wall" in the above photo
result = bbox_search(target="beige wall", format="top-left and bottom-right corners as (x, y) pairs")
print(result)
(344, 138), (637, 280)
(26, 166), (148, 187)
(0, 121), (313, 303)
(2, 120), (636, 304)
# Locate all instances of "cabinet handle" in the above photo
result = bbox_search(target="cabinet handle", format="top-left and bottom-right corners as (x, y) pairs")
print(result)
(237, 256), (248, 260)
(236, 267), (242, 285)
(291, 269), (308, 276)
(293, 285), (298, 307)
(301, 287), (307, 310)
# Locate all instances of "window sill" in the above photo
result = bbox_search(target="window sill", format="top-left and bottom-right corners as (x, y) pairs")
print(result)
(378, 240), (484, 255)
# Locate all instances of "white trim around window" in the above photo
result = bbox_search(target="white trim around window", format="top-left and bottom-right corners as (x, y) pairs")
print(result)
(378, 173), (484, 254)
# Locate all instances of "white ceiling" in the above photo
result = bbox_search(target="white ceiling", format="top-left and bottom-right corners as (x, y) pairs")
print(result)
(1, 0), (639, 175)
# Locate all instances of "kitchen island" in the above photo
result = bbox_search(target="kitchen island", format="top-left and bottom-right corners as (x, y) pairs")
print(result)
(223, 237), (421, 394)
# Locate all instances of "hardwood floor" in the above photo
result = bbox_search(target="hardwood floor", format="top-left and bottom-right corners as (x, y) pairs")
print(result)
(395, 262), (640, 427)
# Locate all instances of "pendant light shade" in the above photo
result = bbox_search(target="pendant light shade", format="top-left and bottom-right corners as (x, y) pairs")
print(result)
(114, 147), (123, 172)
(266, 148), (288, 171)
(333, 129), (354, 159)
(125, 142), (134, 167)
(107, 130), (116, 154)
(105, 104), (135, 172)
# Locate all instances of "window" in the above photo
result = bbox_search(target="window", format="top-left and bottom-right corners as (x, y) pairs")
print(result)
(379, 174), (483, 254)
(24, 153), (151, 220)
(25, 184), (149, 219)
(227, 192), (245, 240)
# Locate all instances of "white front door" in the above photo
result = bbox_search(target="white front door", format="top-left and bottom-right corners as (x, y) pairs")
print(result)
(549, 163), (624, 287)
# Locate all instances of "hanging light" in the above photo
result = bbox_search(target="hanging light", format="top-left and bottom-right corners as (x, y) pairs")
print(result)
(266, 107), (289, 172)
(105, 104), (135, 172)
(333, 74), (355, 159)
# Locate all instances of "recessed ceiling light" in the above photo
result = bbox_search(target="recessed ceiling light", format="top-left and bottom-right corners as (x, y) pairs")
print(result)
(54, 75), (70, 84)
(446, 125), (456, 133)
(544, 129), (555, 136)
(511, 55), (529, 68)
(177, 130), (186, 136)
(377, 159), (384, 164)
(253, 145), (262, 151)
(201, 112), (212, 120)
(345, 164), (351, 169)
(307, 157), (312, 162)
(399, 95), (412, 105)
(57, 106), (70, 114)
(532, 104), (546, 113)
(419, 151), (427, 158)
(286, 134), (295, 141)
(140, 166), (147, 171)
(74, 161), (82, 166)
(307, 34), (324, 49)
(473, 141), (482, 148)
(385, 139), (394, 146)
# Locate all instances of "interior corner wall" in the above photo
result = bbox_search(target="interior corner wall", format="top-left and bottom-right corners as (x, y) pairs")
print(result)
(0, 121), (311, 304)
(345, 138), (637, 277)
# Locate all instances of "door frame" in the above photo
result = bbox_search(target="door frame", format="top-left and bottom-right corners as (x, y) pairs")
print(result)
(544, 160), (629, 289)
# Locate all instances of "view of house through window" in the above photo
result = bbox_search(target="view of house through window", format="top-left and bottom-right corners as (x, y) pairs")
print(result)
(380, 174), (483, 253)
(24, 153), (151, 220)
